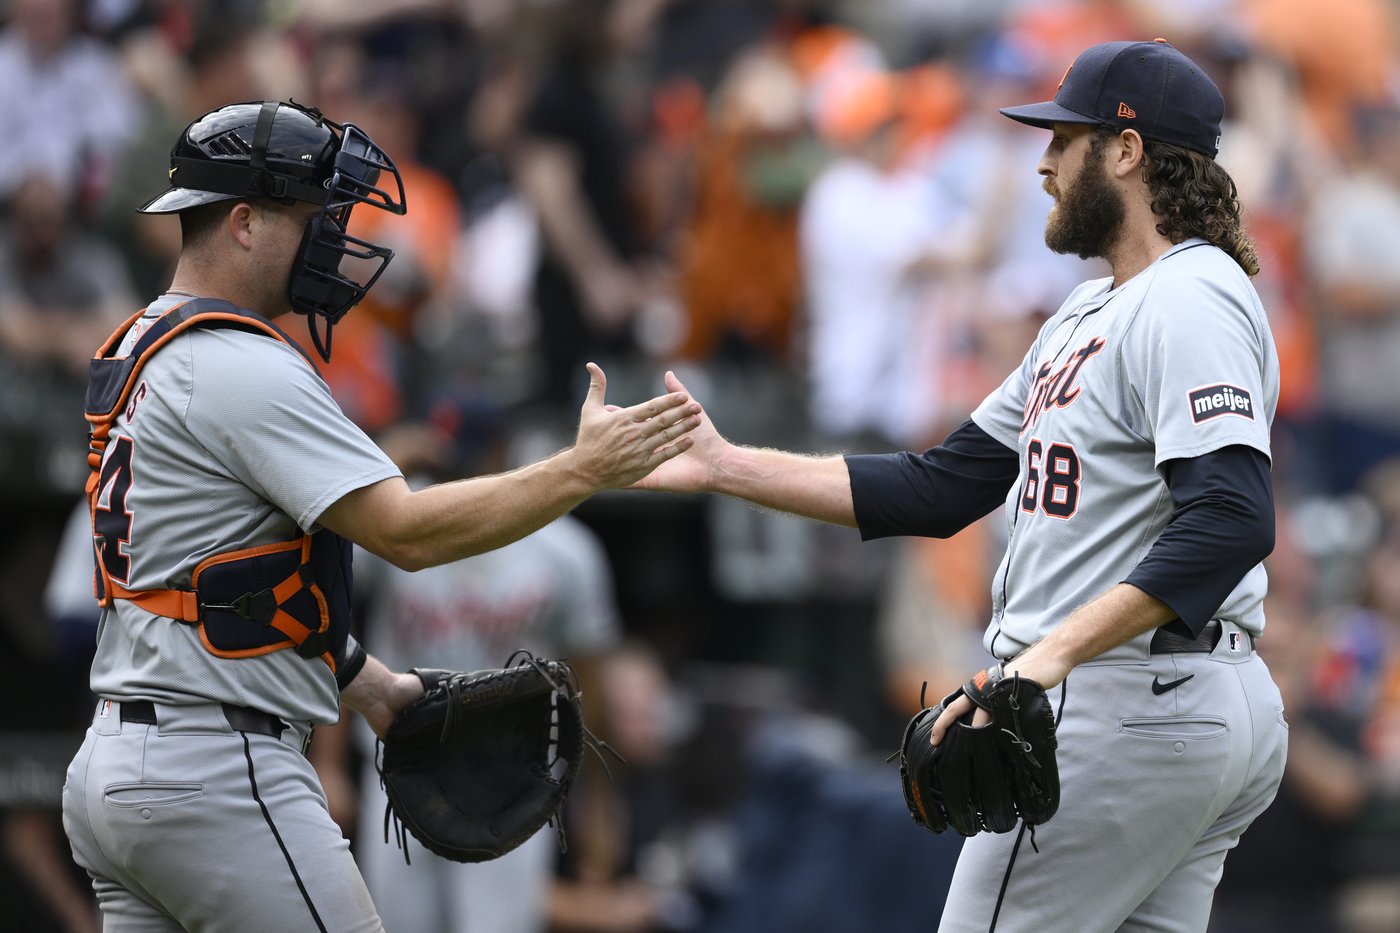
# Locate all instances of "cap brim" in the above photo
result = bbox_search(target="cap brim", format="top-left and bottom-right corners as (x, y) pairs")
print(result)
(999, 100), (1102, 130)
(136, 188), (239, 215)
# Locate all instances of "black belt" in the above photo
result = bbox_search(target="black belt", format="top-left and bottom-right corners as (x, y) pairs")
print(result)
(1149, 621), (1224, 654)
(119, 700), (288, 738)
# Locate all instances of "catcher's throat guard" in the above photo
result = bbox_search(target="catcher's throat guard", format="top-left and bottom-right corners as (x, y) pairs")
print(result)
(85, 298), (353, 673)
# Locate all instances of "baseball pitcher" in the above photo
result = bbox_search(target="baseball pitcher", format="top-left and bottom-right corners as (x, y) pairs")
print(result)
(636, 40), (1288, 933)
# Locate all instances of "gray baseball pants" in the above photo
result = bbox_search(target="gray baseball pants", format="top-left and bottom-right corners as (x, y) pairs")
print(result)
(938, 622), (1288, 933)
(63, 699), (384, 932)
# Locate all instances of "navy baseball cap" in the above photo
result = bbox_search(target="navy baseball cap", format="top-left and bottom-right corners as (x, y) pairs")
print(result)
(1000, 39), (1224, 158)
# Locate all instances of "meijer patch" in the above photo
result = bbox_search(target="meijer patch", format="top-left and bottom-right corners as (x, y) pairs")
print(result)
(1188, 384), (1254, 423)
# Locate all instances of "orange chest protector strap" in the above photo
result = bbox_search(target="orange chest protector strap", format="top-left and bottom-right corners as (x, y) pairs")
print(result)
(84, 298), (351, 673)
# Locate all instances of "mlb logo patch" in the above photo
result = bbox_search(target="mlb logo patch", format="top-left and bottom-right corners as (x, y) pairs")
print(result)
(99, 699), (112, 719)
(1188, 384), (1254, 424)
(1228, 632), (1242, 653)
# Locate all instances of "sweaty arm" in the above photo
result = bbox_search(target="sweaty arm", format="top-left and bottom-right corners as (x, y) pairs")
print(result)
(701, 446), (860, 526)
(697, 419), (1018, 529)
(319, 449), (614, 572)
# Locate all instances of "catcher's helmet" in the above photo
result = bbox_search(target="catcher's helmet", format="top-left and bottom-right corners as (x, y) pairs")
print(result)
(139, 100), (408, 360)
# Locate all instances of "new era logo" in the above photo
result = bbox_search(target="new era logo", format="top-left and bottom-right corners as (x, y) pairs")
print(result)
(1117, 102), (1136, 119)
(1188, 384), (1254, 423)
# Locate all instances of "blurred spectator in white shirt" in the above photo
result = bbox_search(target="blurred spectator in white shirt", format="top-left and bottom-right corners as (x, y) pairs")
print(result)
(0, 0), (137, 207)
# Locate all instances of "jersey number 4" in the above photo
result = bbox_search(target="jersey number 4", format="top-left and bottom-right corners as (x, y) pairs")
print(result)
(1019, 438), (1080, 519)
(94, 436), (135, 583)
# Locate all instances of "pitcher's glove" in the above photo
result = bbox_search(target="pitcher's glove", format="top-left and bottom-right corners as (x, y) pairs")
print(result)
(378, 652), (609, 863)
(896, 665), (1059, 838)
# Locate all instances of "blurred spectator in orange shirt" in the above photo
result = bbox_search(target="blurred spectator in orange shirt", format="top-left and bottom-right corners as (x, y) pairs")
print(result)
(1000, 0), (1146, 99)
(1242, 0), (1399, 157)
(676, 46), (813, 363)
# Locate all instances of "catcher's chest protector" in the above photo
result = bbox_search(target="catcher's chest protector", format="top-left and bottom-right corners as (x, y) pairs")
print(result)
(85, 298), (353, 672)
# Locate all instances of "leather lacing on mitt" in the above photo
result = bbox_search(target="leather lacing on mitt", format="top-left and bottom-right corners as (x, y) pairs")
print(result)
(376, 650), (621, 864)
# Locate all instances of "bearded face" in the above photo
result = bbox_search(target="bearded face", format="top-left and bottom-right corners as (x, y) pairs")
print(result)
(1043, 134), (1125, 260)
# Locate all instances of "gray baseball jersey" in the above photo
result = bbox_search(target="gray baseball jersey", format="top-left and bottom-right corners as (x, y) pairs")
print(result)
(937, 239), (1288, 933)
(87, 294), (401, 725)
(970, 238), (1278, 661)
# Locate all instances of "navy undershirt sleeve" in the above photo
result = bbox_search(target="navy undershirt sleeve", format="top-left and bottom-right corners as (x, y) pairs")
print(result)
(845, 419), (1020, 540)
(336, 634), (368, 691)
(1125, 445), (1275, 636)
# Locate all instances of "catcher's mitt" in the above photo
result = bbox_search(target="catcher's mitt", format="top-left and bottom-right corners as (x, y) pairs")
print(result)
(378, 651), (611, 863)
(895, 665), (1059, 839)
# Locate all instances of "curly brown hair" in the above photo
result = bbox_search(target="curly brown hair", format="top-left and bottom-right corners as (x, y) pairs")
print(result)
(1138, 136), (1260, 277)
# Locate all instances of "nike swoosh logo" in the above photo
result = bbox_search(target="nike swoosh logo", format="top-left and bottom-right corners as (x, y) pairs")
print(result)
(1152, 674), (1195, 695)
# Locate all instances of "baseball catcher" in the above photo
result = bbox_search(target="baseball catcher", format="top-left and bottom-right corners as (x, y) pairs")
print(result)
(896, 665), (1060, 840)
(378, 652), (612, 863)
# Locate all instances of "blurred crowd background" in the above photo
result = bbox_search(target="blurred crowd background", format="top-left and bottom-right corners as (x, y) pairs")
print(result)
(3, 0), (1400, 930)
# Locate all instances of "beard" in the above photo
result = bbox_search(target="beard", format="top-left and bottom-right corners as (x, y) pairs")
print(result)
(1043, 155), (1125, 260)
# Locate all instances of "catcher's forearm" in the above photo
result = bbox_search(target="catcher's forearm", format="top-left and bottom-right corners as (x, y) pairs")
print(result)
(342, 655), (424, 739)
(708, 446), (857, 527)
(397, 453), (598, 564)
(322, 456), (595, 571)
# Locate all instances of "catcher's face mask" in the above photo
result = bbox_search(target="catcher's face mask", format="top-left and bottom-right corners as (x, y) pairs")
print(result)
(287, 122), (407, 361)
(139, 100), (408, 361)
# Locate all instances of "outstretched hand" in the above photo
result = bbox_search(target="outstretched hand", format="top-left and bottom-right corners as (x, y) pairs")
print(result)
(571, 362), (703, 490)
(626, 370), (727, 493)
